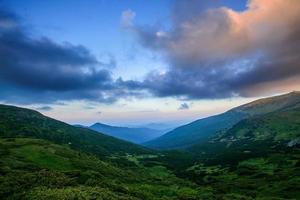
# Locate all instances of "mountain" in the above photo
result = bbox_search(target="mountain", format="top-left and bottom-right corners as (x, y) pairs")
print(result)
(144, 101), (300, 199)
(187, 100), (300, 160)
(234, 91), (300, 115)
(145, 92), (300, 150)
(0, 104), (210, 199)
(134, 122), (179, 131)
(0, 104), (152, 157)
(1, 99), (300, 199)
(89, 123), (166, 143)
(144, 111), (247, 150)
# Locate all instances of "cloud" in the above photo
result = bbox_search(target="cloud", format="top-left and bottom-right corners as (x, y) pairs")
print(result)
(0, 7), (18, 29)
(35, 106), (53, 111)
(130, 0), (300, 99)
(178, 103), (189, 110)
(0, 7), (129, 105)
(120, 9), (136, 28)
(2, 1), (300, 106)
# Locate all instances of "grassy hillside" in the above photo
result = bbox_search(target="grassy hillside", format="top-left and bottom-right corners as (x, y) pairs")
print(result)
(145, 92), (300, 150)
(235, 91), (300, 115)
(142, 106), (300, 199)
(188, 103), (300, 160)
(0, 104), (152, 157)
(89, 123), (165, 144)
(144, 111), (246, 150)
(182, 106), (300, 199)
(0, 138), (210, 200)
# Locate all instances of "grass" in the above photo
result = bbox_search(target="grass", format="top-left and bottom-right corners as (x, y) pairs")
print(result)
(238, 158), (277, 176)
(0, 138), (206, 200)
(12, 144), (74, 171)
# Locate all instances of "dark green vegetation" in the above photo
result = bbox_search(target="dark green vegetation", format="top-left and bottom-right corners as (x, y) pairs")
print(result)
(1, 92), (300, 199)
(141, 94), (300, 199)
(0, 105), (210, 199)
(183, 104), (300, 199)
(0, 138), (210, 200)
(89, 123), (166, 144)
(145, 91), (300, 149)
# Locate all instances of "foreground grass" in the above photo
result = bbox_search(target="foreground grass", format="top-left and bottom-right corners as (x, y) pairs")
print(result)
(0, 138), (208, 200)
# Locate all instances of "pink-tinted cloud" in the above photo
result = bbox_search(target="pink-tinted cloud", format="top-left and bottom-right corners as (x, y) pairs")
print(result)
(130, 0), (300, 99)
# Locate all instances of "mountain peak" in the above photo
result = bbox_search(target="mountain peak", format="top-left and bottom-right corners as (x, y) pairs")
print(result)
(234, 92), (300, 115)
(289, 91), (300, 95)
(89, 122), (166, 144)
(91, 122), (111, 127)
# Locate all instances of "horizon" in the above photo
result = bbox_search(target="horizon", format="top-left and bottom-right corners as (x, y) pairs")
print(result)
(1, 0), (300, 126)
(2, 91), (297, 128)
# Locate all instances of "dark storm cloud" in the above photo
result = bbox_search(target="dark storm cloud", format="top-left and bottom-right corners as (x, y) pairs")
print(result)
(0, 8), (123, 104)
(130, 0), (300, 99)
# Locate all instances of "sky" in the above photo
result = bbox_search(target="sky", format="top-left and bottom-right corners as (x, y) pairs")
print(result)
(0, 0), (299, 126)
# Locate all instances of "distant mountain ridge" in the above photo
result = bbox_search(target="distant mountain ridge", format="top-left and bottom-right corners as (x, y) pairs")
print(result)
(0, 104), (152, 157)
(89, 122), (166, 144)
(144, 92), (300, 150)
(133, 122), (178, 131)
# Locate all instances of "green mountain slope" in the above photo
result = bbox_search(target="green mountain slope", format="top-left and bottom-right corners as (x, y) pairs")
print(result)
(145, 92), (300, 150)
(0, 104), (152, 157)
(178, 104), (300, 199)
(0, 138), (208, 200)
(89, 123), (165, 144)
(187, 102), (300, 160)
(141, 104), (300, 199)
(144, 111), (247, 150)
